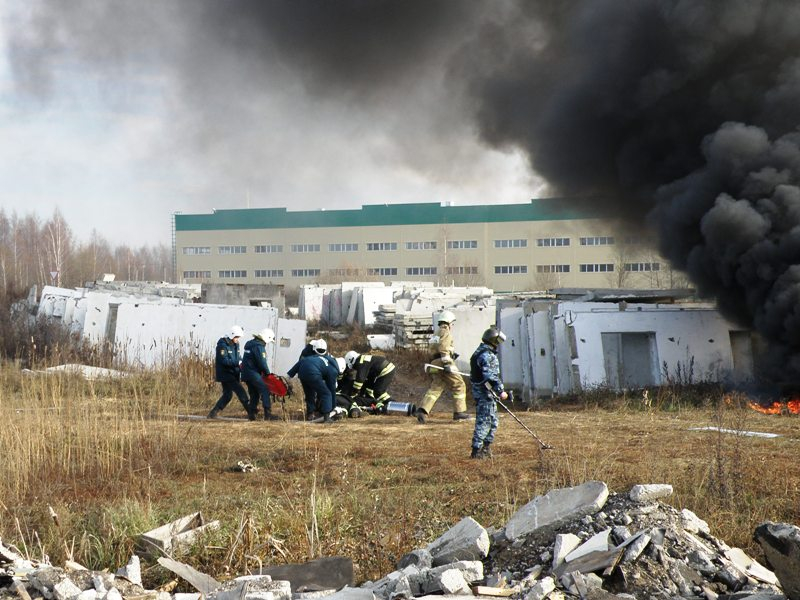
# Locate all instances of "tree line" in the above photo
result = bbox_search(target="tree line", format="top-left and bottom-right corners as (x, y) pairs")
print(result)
(0, 208), (172, 301)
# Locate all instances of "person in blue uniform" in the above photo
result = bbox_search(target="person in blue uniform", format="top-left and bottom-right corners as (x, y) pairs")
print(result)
(288, 339), (340, 422)
(208, 325), (250, 419)
(242, 327), (281, 421)
(469, 327), (508, 458)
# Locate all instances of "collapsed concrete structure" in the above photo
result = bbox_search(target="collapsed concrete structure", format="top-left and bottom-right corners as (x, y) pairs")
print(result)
(34, 282), (305, 373)
(497, 293), (757, 401)
(3, 481), (798, 600)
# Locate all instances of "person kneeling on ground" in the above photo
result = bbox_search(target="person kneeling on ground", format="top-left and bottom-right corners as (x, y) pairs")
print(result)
(343, 351), (396, 417)
(208, 325), (251, 419)
(242, 328), (281, 421)
(288, 339), (340, 423)
(469, 326), (508, 459)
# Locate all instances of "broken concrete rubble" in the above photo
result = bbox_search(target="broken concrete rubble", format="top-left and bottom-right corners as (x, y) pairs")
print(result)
(3, 481), (798, 600)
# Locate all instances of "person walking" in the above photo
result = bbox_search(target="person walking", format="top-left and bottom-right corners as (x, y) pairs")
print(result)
(343, 351), (396, 416)
(417, 311), (470, 423)
(469, 326), (508, 459)
(242, 327), (281, 421)
(208, 325), (251, 419)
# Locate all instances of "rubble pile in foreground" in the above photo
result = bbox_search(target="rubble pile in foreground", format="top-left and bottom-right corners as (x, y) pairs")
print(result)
(2, 481), (799, 600)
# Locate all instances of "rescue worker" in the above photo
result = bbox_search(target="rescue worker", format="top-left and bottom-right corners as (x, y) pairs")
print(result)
(288, 339), (340, 422)
(469, 326), (508, 458)
(208, 325), (251, 419)
(242, 328), (281, 421)
(417, 310), (470, 423)
(343, 350), (396, 417)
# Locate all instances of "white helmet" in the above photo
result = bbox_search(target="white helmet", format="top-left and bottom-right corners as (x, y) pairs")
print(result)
(437, 310), (456, 325)
(344, 350), (359, 369)
(336, 357), (346, 374)
(230, 325), (244, 339)
(311, 338), (328, 354)
(257, 328), (275, 343)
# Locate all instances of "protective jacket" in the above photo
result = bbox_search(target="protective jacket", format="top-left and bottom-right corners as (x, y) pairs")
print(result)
(349, 354), (395, 397)
(287, 343), (316, 378)
(429, 323), (457, 367)
(470, 342), (504, 397)
(242, 337), (270, 378)
(215, 337), (242, 383)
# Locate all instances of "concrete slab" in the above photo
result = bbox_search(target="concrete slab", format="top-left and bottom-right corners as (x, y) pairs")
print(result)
(552, 533), (581, 571)
(565, 529), (611, 563)
(628, 484), (673, 502)
(504, 481), (609, 541)
(256, 556), (353, 592)
(426, 516), (490, 566)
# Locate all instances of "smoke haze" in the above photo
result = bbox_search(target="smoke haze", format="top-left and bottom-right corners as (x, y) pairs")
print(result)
(6, 0), (800, 377)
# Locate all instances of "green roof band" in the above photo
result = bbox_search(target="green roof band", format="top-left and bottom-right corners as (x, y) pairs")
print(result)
(175, 198), (607, 231)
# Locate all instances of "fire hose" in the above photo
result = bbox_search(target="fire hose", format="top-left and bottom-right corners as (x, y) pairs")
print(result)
(423, 363), (554, 450)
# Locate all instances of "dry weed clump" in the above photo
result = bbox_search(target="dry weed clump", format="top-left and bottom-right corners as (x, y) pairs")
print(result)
(0, 354), (797, 587)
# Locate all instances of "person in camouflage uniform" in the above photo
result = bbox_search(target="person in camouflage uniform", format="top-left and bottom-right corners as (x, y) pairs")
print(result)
(417, 311), (471, 423)
(469, 326), (508, 458)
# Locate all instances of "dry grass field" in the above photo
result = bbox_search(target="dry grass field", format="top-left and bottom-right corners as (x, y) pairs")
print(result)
(1, 348), (798, 589)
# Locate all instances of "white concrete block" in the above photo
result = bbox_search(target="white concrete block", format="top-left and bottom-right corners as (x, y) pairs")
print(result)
(523, 576), (555, 600)
(427, 516), (490, 566)
(504, 481), (609, 541)
(565, 529), (611, 562)
(53, 580), (82, 600)
(629, 484), (673, 502)
(552, 533), (581, 571)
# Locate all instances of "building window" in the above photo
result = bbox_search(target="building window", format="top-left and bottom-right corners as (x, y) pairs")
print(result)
(405, 241), (437, 250)
(291, 268), (321, 277)
(218, 245), (247, 255)
(255, 244), (283, 253)
(328, 268), (361, 277)
(579, 263), (614, 272)
(329, 243), (359, 252)
(291, 244), (321, 253)
(579, 236), (615, 246)
(536, 237), (570, 247)
(536, 264), (570, 273)
(255, 269), (284, 278)
(494, 239), (527, 248)
(219, 270), (247, 278)
(406, 266), (437, 275)
(367, 267), (398, 276)
(446, 266), (478, 275)
(182, 246), (211, 255)
(494, 265), (528, 274)
(183, 270), (211, 279)
(367, 242), (398, 251)
(624, 262), (661, 272)
(446, 240), (478, 249)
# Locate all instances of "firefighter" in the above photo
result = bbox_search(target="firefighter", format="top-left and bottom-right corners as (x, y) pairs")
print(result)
(469, 326), (508, 458)
(288, 338), (340, 422)
(417, 311), (470, 423)
(242, 327), (281, 421)
(343, 351), (396, 416)
(208, 325), (251, 419)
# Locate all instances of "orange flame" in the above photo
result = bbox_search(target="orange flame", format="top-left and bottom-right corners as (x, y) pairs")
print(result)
(749, 398), (800, 414)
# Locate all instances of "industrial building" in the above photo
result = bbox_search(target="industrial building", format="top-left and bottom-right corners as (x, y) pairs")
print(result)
(173, 199), (683, 292)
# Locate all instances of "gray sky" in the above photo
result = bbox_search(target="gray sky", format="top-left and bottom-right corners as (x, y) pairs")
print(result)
(0, 1), (542, 246)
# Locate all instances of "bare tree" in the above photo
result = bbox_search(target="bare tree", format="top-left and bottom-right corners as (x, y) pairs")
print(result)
(43, 209), (73, 287)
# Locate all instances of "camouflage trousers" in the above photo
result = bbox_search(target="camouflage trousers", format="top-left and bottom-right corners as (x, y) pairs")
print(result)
(471, 396), (498, 449)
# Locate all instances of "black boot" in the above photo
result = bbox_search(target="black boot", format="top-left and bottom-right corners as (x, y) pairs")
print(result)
(207, 408), (220, 419)
(481, 442), (492, 458)
(417, 408), (428, 424)
(247, 411), (257, 421)
(453, 411), (473, 421)
(470, 446), (484, 459)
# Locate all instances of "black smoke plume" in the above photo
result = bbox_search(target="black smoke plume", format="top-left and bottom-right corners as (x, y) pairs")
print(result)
(7, 0), (800, 377)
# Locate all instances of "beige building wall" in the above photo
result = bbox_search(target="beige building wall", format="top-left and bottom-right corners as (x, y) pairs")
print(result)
(175, 213), (681, 292)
